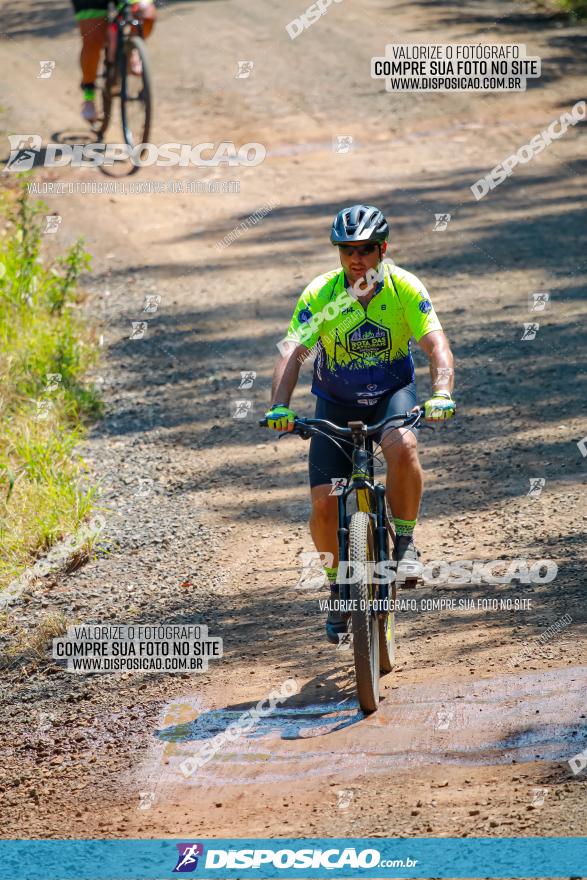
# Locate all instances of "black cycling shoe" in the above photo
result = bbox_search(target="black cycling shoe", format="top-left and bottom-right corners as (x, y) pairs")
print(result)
(393, 534), (423, 583)
(325, 586), (348, 645)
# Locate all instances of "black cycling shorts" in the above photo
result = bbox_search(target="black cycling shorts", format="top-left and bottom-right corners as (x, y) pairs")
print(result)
(308, 383), (417, 488)
(71, 0), (109, 15)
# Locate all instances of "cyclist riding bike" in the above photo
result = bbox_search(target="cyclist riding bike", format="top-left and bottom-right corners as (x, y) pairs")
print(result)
(264, 204), (456, 643)
(71, 0), (156, 123)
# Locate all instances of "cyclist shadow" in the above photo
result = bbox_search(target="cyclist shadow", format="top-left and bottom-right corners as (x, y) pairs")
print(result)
(155, 673), (364, 746)
(280, 668), (366, 738)
(50, 129), (100, 145)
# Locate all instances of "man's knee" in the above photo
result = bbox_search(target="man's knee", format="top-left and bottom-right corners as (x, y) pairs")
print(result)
(382, 428), (418, 464)
(311, 488), (338, 521)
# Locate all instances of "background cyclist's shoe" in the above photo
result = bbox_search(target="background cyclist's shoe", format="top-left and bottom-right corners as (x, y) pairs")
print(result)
(393, 535), (423, 581)
(81, 100), (97, 123)
(326, 586), (348, 644)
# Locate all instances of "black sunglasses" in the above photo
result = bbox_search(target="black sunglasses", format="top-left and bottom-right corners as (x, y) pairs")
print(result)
(339, 243), (379, 256)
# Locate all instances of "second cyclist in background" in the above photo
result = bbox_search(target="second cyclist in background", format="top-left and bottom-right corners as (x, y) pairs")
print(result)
(71, 0), (156, 123)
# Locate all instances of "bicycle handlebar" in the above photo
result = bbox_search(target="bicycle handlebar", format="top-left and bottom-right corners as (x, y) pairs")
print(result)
(258, 407), (424, 436)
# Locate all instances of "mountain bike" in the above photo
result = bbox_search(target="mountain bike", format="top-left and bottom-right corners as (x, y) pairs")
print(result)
(94, 0), (152, 154)
(260, 407), (425, 714)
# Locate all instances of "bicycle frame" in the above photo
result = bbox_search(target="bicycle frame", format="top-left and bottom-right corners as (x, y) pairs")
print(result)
(108, 1), (145, 32)
(259, 408), (423, 609)
(106, 1), (144, 66)
(335, 422), (392, 611)
(260, 405), (427, 713)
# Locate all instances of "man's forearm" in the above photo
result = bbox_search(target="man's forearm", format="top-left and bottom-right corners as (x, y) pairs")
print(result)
(417, 331), (455, 396)
(429, 346), (454, 394)
(270, 349), (304, 405)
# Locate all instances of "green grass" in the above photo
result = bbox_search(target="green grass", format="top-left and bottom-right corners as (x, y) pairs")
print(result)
(552, 0), (587, 16)
(0, 183), (103, 590)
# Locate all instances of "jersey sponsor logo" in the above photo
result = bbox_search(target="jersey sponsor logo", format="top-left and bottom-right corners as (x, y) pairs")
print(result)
(418, 300), (432, 313)
(298, 307), (312, 323)
(346, 318), (391, 357)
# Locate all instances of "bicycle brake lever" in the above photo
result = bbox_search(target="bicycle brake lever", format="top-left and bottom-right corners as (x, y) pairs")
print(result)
(277, 429), (311, 440)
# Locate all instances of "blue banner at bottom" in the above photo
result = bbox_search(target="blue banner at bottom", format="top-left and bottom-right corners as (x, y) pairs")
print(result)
(0, 838), (584, 879)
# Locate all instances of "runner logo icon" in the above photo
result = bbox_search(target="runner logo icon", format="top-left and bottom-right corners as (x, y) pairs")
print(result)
(5, 135), (42, 172)
(173, 843), (204, 873)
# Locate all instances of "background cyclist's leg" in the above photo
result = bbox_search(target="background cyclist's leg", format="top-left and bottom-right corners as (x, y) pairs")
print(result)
(76, 13), (107, 121)
(377, 383), (423, 541)
(135, 0), (156, 38)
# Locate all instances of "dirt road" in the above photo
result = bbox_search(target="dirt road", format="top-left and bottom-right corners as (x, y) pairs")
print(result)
(0, 0), (586, 843)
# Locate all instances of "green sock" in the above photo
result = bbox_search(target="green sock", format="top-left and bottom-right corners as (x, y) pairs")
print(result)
(83, 86), (96, 102)
(324, 565), (338, 585)
(393, 517), (417, 537)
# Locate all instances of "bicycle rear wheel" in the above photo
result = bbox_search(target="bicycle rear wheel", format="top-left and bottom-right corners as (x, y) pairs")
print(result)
(120, 35), (152, 155)
(349, 511), (379, 714)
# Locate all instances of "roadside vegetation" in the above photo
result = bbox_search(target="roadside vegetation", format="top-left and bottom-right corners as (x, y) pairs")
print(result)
(556, 0), (587, 17)
(543, 0), (587, 18)
(0, 183), (103, 592)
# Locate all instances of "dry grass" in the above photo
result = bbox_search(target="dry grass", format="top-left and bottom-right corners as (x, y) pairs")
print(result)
(1, 611), (71, 667)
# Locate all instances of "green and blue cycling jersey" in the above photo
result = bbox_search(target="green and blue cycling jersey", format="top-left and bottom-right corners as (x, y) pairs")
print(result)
(285, 261), (442, 406)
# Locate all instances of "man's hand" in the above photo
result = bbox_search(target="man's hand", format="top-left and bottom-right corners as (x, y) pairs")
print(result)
(423, 391), (456, 421)
(265, 404), (297, 431)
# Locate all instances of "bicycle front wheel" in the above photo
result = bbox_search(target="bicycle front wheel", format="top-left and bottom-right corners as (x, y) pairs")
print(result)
(120, 35), (152, 155)
(349, 511), (379, 714)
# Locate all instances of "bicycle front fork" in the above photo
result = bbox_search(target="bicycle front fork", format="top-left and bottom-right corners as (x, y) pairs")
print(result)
(336, 493), (349, 602)
(374, 483), (391, 605)
(336, 484), (390, 607)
